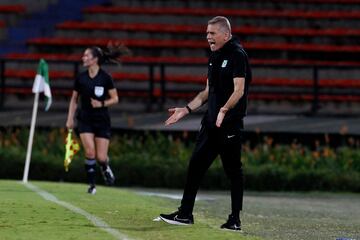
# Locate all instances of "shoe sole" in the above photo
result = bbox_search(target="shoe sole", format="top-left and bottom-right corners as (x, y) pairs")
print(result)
(221, 227), (243, 233)
(87, 189), (96, 195)
(159, 216), (192, 226)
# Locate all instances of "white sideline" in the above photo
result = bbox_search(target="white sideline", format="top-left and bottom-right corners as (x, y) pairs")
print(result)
(23, 182), (132, 240)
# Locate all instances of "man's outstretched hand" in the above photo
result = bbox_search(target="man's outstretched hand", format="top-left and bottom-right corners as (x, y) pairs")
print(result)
(165, 107), (189, 126)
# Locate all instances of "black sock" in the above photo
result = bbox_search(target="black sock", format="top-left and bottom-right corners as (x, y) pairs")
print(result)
(231, 212), (240, 221)
(98, 161), (108, 172)
(85, 159), (96, 187)
(98, 157), (110, 172)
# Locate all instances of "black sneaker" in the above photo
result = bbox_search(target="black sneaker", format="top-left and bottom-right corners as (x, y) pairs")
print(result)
(160, 210), (194, 225)
(101, 165), (115, 186)
(221, 214), (241, 231)
(87, 185), (96, 195)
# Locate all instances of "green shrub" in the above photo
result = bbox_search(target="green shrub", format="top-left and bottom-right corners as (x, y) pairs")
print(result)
(0, 127), (359, 192)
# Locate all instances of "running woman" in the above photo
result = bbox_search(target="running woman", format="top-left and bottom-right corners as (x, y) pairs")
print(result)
(66, 45), (127, 194)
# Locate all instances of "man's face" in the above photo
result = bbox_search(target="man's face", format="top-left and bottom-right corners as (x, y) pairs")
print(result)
(206, 24), (229, 52)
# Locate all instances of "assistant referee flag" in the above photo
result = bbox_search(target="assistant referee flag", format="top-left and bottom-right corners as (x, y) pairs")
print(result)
(32, 59), (52, 111)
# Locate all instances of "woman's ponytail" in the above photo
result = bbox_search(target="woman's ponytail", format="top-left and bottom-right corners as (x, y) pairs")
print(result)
(89, 42), (131, 65)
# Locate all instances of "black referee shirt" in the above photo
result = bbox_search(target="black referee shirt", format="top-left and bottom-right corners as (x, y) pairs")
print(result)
(74, 68), (115, 111)
(204, 36), (252, 128)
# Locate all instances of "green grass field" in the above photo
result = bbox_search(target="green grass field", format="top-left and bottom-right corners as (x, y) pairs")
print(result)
(0, 180), (359, 240)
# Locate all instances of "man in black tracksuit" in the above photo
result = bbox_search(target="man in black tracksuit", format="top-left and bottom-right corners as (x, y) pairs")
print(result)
(160, 16), (251, 231)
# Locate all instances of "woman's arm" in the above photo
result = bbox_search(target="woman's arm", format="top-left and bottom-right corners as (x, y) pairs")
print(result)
(66, 91), (79, 129)
(91, 89), (119, 108)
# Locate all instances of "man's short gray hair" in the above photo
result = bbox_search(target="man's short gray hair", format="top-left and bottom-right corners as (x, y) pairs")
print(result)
(208, 16), (231, 34)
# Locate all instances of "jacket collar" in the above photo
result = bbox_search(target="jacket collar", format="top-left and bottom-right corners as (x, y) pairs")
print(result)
(218, 36), (241, 53)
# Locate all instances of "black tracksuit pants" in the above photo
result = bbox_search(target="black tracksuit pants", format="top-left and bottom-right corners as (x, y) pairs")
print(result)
(180, 124), (244, 218)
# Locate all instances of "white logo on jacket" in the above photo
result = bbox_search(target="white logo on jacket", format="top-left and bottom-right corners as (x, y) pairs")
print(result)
(94, 86), (104, 97)
(221, 60), (228, 68)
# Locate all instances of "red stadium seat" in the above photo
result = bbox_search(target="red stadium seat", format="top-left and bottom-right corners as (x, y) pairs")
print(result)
(83, 6), (360, 20)
(57, 21), (360, 38)
(4, 68), (360, 89)
(26, 37), (360, 53)
(2, 87), (71, 96)
(5, 53), (360, 67)
(0, 5), (26, 14)
(27, 37), (206, 48)
(57, 21), (204, 33)
(4, 69), (73, 79)
(4, 53), (208, 64)
(4, 53), (81, 61)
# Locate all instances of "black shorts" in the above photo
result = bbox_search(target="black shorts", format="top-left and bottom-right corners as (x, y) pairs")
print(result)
(77, 119), (111, 139)
(76, 109), (111, 139)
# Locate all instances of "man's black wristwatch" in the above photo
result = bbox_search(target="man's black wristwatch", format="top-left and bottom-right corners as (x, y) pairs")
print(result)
(186, 105), (192, 113)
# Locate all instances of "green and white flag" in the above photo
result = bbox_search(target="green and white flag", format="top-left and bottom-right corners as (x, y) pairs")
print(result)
(32, 59), (52, 111)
